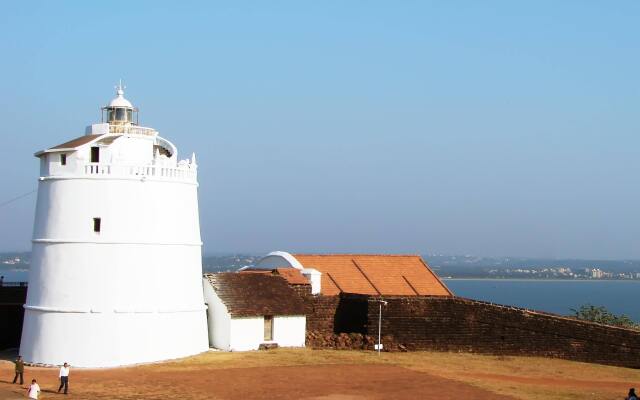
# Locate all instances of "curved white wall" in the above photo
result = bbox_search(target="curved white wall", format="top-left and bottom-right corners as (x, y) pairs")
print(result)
(203, 278), (231, 351)
(20, 155), (209, 367)
(255, 251), (303, 270)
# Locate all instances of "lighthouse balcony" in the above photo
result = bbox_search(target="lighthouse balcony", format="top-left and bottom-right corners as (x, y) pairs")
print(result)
(85, 123), (158, 137)
(108, 124), (157, 136)
(83, 163), (197, 182)
(41, 162), (197, 183)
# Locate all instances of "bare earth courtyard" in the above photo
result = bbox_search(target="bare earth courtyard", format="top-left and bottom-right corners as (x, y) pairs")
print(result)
(1, 349), (638, 400)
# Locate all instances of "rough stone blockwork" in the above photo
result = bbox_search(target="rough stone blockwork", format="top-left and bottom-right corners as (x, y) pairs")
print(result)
(303, 293), (372, 349)
(306, 331), (377, 350)
(300, 292), (640, 368)
(363, 296), (640, 368)
(304, 295), (341, 333)
(290, 285), (312, 299)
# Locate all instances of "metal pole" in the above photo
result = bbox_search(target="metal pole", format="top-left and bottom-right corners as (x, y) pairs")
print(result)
(377, 301), (382, 355)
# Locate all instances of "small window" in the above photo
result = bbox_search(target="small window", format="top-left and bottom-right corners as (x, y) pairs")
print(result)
(93, 217), (101, 233)
(60, 154), (67, 165)
(91, 147), (100, 163)
(264, 316), (273, 341)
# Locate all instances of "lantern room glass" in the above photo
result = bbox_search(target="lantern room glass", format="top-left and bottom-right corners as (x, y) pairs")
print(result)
(106, 107), (134, 124)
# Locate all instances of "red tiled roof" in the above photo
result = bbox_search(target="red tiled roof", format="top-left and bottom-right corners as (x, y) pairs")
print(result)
(239, 268), (310, 286)
(274, 268), (310, 285)
(292, 254), (452, 297)
(50, 134), (103, 150)
(35, 134), (104, 157)
(238, 269), (272, 275)
(204, 272), (306, 317)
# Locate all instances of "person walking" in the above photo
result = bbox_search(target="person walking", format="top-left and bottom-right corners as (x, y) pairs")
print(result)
(12, 355), (24, 385)
(628, 388), (639, 400)
(27, 379), (40, 399)
(58, 362), (70, 394)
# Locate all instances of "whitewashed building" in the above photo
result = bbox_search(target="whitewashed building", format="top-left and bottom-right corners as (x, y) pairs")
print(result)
(19, 85), (209, 367)
(203, 272), (307, 351)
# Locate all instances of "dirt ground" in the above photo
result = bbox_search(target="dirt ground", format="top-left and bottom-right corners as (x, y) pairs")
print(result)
(0, 349), (637, 400)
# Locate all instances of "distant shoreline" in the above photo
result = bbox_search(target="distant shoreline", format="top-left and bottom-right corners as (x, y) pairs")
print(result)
(442, 278), (640, 282)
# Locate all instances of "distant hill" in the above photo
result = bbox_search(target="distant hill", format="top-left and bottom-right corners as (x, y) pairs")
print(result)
(426, 254), (640, 275)
(3, 252), (639, 279)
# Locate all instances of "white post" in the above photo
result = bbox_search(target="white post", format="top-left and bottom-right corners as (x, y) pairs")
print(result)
(376, 299), (387, 355)
(377, 301), (382, 355)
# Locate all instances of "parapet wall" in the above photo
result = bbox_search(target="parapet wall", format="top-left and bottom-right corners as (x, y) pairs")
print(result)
(364, 295), (640, 368)
(304, 295), (340, 333)
(304, 293), (640, 368)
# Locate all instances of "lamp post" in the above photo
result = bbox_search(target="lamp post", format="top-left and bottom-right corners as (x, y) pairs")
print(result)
(377, 299), (388, 355)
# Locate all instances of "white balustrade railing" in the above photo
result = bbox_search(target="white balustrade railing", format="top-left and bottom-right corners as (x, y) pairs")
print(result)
(109, 125), (157, 136)
(81, 163), (197, 182)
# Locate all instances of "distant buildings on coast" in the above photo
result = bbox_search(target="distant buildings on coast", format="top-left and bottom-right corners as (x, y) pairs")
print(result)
(428, 254), (640, 280)
(3, 253), (640, 281)
(482, 266), (640, 280)
(2, 256), (25, 265)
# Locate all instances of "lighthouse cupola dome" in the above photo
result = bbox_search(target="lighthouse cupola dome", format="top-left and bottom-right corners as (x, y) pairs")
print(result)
(102, 81), (138, 125)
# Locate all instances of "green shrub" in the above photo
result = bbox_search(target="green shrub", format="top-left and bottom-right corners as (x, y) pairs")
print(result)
(571, 304), (638, 329)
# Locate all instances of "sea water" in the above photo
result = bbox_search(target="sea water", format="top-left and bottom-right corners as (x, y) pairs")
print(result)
(4, 267), (638, 322)
(445, 279), (640, 322)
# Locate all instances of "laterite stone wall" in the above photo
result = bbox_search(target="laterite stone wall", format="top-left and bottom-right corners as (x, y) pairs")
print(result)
(304, 295), (341, 333)
(363, 295), (640, 368)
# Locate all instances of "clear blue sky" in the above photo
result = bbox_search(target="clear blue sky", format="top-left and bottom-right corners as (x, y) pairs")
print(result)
(1, 1), (639, 258)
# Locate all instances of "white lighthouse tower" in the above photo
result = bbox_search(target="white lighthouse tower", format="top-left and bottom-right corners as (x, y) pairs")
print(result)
(20, 84), (209, 367)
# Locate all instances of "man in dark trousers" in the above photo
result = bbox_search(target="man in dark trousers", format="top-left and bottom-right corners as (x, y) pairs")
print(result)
(58, 362), (70, 394)
(12, 355), (24, 384)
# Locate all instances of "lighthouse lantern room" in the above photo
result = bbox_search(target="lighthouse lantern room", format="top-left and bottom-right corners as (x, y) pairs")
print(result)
(20, 85), (209, 367)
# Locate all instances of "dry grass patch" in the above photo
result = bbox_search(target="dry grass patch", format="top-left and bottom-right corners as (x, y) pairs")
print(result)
(370, 351), (639, 400)
(154, 349), (639, 399)
(2, 349), (638, 400)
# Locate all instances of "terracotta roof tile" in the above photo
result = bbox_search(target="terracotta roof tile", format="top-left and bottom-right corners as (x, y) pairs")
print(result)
(204, 272), (306, 317)
(274, 268), (310, 285)
(292, 254), (452, 297)
(239, 268), (310, 285)
(237, 269), (272, 275)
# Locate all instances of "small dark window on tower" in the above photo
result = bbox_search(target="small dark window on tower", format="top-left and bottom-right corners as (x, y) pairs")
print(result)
(60, 154), (67, 165)
(93, 218), (101, 233)
(91, 147), (100, 163)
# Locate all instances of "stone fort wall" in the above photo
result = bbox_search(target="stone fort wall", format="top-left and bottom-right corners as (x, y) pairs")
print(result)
(304, 293), (640, 369)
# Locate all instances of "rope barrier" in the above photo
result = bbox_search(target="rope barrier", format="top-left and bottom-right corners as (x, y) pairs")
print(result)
(0, 189), (36, 209)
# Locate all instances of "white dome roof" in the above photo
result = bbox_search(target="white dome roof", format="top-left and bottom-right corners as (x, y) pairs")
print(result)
(108, 86), (134, 108)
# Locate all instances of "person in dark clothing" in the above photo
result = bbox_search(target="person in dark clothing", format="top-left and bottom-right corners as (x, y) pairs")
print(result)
(628, 388), (638, 400)
(12, 355), (24, 384)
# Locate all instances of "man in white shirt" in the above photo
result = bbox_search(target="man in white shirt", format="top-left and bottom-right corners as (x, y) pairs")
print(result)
(27, 378), (40, 399)
(58, 362), (70, 394)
